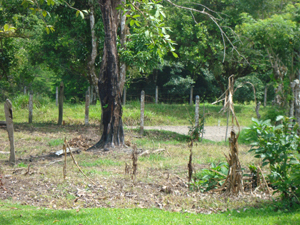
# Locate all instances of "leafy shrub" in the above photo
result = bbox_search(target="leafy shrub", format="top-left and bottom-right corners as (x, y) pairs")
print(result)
(239, 125), (258, 145)
(261, 106), (287, 124)
(34, 94), (51, 107)
(12, 95), (29, 109)
(13, 94), (51, 109)
(190, 162), (228, 192)
(249, 116), (300, 199)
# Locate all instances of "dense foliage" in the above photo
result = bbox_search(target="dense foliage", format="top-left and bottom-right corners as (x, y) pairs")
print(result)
(249, 116), (300, 199)
(1, 0), (300, 105)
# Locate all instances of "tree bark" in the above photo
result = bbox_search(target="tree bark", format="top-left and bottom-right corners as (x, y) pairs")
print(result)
(88, 6), (99, 105)
(89, 0), (124, 150)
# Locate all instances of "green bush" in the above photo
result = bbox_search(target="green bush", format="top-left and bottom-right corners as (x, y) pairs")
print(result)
(190, 162), (228, 192)
(239, 125), (258, 145)
(12, 95), (29, 109)
(249, 116), (300, 199)
(12, 94), (52, 109)
(261, 106), (287, 124)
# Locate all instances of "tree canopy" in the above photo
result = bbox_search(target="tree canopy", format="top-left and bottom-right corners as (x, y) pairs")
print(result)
(1, 0), (300, 105)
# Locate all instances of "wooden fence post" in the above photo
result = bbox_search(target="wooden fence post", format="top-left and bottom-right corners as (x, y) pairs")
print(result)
(123, 86), (126, 106)
(140, 90), (145, 135)
(190, 86), (193, 106)
(4, 99), (15, 164)
(58, 81), (64, 125)
(29, 91), (33, 123)
(195, 95), (199, 127)
(155, 86), (158, 104)
(85, 90), (90, 125)
(56, 86), (58, 107)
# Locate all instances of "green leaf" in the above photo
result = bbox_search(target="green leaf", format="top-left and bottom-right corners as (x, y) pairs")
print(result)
(276, 115), (284, 122)
(130, 19), (135, 27)
(135, 20), (140, 27)
(42, 10), (47, 17)
(132, 15), (140, 18)
(79, 11), (84, 19)
(172, 52), (178, 58)
(3, 24), (9, 32)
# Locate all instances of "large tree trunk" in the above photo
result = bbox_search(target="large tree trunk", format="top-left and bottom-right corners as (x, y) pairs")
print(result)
(89, 0), (124, 150)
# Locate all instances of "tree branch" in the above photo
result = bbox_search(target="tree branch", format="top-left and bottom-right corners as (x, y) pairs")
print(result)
(165, 0), (247, 63)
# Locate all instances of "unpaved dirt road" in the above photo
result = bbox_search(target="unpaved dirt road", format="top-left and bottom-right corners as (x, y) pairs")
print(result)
(126, 125), (239, 142)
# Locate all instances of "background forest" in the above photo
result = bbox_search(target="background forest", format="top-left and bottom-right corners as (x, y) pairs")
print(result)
(1, 0), (299, 107)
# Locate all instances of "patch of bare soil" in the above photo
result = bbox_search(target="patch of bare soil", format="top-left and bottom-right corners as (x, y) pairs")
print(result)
(0, 124), (268, 213)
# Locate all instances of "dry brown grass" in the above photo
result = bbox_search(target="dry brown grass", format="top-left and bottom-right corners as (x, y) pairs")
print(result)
(0, 124), (269, 213)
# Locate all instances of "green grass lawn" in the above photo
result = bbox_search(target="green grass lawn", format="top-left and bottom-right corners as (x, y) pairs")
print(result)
(0, 201), (299, 225)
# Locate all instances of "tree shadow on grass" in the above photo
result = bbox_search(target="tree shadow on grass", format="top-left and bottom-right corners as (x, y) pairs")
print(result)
(0, 122), (101, 134)
(227, 200), (300, 224)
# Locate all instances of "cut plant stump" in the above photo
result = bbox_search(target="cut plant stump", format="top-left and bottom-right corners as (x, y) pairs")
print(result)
(224, 131), (243, 194)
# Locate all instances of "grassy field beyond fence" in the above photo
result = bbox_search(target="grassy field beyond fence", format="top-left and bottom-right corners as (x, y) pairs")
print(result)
(0, 98), (269, 127)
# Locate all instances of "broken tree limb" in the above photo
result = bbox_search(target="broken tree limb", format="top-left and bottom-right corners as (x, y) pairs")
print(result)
(44, 160), (63, 167)
(257, 166), (272, 196)
(63, 143), (67, 180)
(65, 139), (96, 185)
(4, 99), (15, 165)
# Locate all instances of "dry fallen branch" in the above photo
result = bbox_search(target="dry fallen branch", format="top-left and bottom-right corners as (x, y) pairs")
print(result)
(132, 146), (138, 182)
(44, 159), (63, 167)
(257, 166), (272, 196)
(63, 143), (67, 180)
(139, 149), (165, 157)
(65, 138), (96, 186)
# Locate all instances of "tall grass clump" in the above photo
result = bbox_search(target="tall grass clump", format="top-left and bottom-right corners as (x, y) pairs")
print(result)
(12, 94), (52, 109)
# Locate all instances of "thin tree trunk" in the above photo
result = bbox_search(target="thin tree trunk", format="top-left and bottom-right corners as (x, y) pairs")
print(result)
(88, 6), (99, 104)
(119, 0), (127, 92)
(89, 0), (124, 150)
